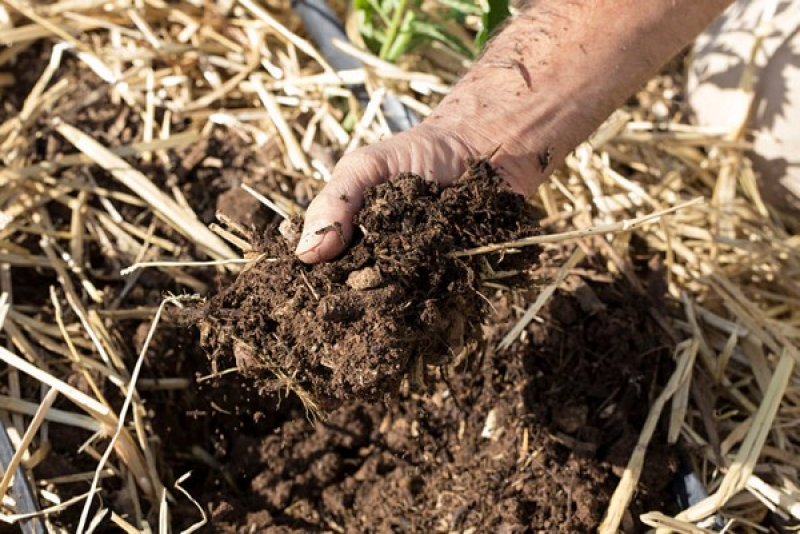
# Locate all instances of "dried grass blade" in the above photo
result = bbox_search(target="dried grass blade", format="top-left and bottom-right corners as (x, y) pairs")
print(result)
(2, 130), (200, 180)
(0, 395), (101, 432)
(0, 489), (100, 524)
(0, 346), (108, 417)
(108, 512), (140, 534)
(599, 338), (697, 534)
(677, 346), (795, 523)
(250, 76), (311, 175)
(746, 474), (800, 521)
(668, 338), (700, 443)
(498, 247), (585, 350)
(2, 0), (88, 52)
(121, 256), (263, 276)
(238, 0), (333, 71)
(0, 388), (59, 499)
(175, 472), (207, 534)
(54, 121), (235, 261)
(241, 183), (289, 219)
(641, 512), (716, 533)
(453, 197), (704, 257)
(76, 296), (189, 533)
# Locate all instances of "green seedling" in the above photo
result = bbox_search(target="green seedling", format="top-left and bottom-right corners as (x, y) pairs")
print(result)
(353, 0), (510, 62)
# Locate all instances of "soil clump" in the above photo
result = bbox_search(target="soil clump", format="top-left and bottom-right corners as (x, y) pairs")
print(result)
(197, 249), (677, 533)
(199, 161), (541, 409)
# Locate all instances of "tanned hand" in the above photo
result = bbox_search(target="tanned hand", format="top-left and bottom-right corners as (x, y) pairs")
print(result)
(296, 0), (734, 263)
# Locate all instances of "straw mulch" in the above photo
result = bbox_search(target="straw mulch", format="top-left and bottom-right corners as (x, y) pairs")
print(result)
(0, 1), (798, 532)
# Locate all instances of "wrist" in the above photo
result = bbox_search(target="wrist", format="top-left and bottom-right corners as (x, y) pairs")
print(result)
(424, 69), (564, 196)
(422, 0), (733, 196)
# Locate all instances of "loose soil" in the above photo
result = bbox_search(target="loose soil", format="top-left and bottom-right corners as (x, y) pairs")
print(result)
(180, 164), (676, 532)
(4, 47), (680, 532)
(194, 248), (677, 533)
(198, 161), (540, 410)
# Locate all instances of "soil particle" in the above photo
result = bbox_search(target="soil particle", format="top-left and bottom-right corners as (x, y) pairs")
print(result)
(217, 187), (272, 230)
(199, 160), (540, 409)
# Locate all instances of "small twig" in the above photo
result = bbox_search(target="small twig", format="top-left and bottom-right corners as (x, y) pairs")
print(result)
(451, 197), (704, 258)
(241, 183), (290, 219)
(120, 255), (270, 276)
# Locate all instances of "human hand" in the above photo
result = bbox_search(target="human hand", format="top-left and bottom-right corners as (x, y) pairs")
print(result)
(295, 0), (733, 264)
(295, 122), (496, 263)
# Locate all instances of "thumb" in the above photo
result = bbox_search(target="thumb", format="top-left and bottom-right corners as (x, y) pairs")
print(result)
(296, 148), (393, 263)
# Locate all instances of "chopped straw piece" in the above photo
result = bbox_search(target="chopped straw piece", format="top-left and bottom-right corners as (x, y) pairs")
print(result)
(54, 121), (235, 262)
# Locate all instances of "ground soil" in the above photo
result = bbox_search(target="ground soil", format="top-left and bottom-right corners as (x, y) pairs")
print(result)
(192, 248), (677, 533)
(3, 48), (679, 532)
(197, 162), (540, 410)
(17, 163), (679, 533)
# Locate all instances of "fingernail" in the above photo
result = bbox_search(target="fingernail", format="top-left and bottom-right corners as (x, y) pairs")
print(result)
(295, 226), (323, 256)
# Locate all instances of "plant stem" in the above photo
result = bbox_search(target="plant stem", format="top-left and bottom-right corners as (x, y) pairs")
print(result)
(379, 0), (407, 60)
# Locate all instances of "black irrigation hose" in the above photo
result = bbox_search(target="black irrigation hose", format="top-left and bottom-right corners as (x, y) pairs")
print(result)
(672, 456), (725, 531)
(0, 421), (45, 534)
(291, 0), (420, 133)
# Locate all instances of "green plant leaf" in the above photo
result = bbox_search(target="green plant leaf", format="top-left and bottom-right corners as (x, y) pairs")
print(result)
(385, 11), (417, 61)
(353, 8), (380, 54)
(341, 107), (360, 131)
(354, 0), (478, 62)
(379, 0), (409, 59)
(409, 19), (474, 58)
(359, 0), (392, 26)
(475, 0), (510, 49)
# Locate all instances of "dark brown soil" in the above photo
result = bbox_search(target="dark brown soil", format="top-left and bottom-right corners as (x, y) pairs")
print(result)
(4, 44), (680, 533)
(198, 161), (540, 409)
(198, 248), (677, 533)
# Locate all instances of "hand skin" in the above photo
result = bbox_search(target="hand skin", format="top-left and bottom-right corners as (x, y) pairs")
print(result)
(297, 0), (734, 263)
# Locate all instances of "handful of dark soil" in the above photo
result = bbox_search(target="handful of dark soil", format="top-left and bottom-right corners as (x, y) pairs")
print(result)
(200, 160), (540, 410)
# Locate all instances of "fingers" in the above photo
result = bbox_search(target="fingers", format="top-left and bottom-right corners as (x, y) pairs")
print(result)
(296, 147), (393, 263)
(296, 124), (480, 263)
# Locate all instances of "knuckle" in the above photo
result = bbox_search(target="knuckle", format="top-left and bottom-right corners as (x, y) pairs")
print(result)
(334, 150), (371, 174)
(332, 146), (392, 188)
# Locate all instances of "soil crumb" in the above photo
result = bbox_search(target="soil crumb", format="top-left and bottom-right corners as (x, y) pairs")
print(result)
(199, 160), (540, 409)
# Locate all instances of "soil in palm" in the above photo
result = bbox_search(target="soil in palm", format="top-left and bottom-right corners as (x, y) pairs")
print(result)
(198, 160), (541, 410)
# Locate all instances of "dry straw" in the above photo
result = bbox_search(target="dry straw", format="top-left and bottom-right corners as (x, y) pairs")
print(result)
(0, 0), (797, 531)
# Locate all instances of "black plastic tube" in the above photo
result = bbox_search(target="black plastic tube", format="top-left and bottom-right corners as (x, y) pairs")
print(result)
(672, 456), (725, 531)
